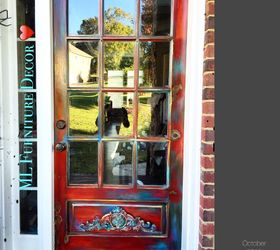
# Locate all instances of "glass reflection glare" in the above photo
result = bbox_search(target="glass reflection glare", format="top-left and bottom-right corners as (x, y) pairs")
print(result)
(104, 141), (133, 185)
(138, 92), (168, 137)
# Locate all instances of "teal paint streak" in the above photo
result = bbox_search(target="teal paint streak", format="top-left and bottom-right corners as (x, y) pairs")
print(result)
(173, 60), (184, 76)
(170, 203), (182, 250)
(149, 242), (168, 250)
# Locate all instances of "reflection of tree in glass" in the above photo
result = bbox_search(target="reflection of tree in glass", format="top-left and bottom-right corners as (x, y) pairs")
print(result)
(141, 0), (154, 35)
(141, 0), (171, 36)
(104, 7), (134, 35)
(77, 7), (134, 82)
(140, 42), (157, 86)
(77, 17), (98, 35)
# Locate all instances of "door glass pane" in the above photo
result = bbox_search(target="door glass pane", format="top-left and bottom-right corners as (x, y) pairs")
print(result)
(104, 0), (135, 35)
(20, 190), (38, 234)
(69, 91), (99, 136)
(104, 92), (133, 137)
(104, 141), (133, 185)
(137, 142), (167, 186)
(140, 0), (171, 36)
(68, 41), (99, 87)
(138, 92), (168, 137)
(104, 41), (135, 87)
(139, 42), (170, 87)
(69, 142), (98, 184)
(68, 0), (99, 35)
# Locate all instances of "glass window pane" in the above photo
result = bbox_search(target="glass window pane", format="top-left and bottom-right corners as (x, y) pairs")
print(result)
(68, 0), (99, 35)
(17, 0), (35, 38)
(137, 142), (167, 186)
(69, 92), (99, 136)
(140, 0), (171, 36)
(138, 92), (168, 137)
(20, 190), (38, 234)
(69, 142), (98, 184)
(104, 92), (133, 137)
(104, 141), (133, 185)
(139, 42), (170, 87)
(104, 0), (135, 35)
(69, 41), (99, 87)
(104, 41), (135, 88)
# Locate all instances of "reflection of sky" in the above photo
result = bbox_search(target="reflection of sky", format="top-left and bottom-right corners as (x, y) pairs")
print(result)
(69, 0), (135, 35)
(69, 0), (99, 35)
(104, 0), (135, 15)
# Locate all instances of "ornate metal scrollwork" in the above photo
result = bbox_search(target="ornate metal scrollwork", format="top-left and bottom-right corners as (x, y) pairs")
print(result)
(80, 206), (157, 233)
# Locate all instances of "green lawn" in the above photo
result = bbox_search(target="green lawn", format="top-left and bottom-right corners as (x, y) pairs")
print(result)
(69, 92), (99, 135)
(69, 92), (152, 136)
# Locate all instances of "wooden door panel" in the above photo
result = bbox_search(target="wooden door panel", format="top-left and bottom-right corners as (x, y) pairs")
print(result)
(54, 0), (188, 249)
(68, 201), (168, 237)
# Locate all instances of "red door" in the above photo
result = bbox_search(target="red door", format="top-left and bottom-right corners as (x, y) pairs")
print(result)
(54, 0), (187, 249)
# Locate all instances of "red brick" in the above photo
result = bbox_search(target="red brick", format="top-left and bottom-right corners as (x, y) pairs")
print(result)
(205, 30), (215, 44)
(201, 182), (215, 196)
(201, 156), (215, 169)
(206, 1), (215, 16)
(198, 245), (214, 250)
(201, 142), (214, 155)
(199, 234), (214, 247)
(200, 2), (215, 247)
(201, 129), (215, 142)
(200, 222), (215, 235)
(202, 115), (215, 128)
(203, 210), (215, 222)
(204, 59), (215, 71)
(205, 16), (215, 30)
(203, 72), (215, 86)
(200, 195), (215, 209)
(203, 87), (215, 100)
(204, 44), (215, 58)
(201, 171), (215, 183)
(202, 102), (214, 114)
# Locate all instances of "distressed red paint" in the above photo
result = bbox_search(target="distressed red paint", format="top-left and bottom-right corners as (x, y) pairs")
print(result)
(54, 0), (188, 249)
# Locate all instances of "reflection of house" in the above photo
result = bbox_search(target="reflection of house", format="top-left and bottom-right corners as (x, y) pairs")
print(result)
(69, 43), (93, 84)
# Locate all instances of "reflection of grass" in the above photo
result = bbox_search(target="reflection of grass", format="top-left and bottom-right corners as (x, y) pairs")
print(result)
(138, 104), (151, 136)
(69, 93), (98, 135)
(69, 92), (151, 136)
(119, 112), (133, 136)
(70, 142), (98, 174)
(138, 94), (151, 136)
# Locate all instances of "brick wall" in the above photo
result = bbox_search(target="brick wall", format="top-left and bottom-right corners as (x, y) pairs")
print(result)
(199, 0), (215, 249)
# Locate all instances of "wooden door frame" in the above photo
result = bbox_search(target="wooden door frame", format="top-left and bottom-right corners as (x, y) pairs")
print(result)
(0, 0), (205, 249)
